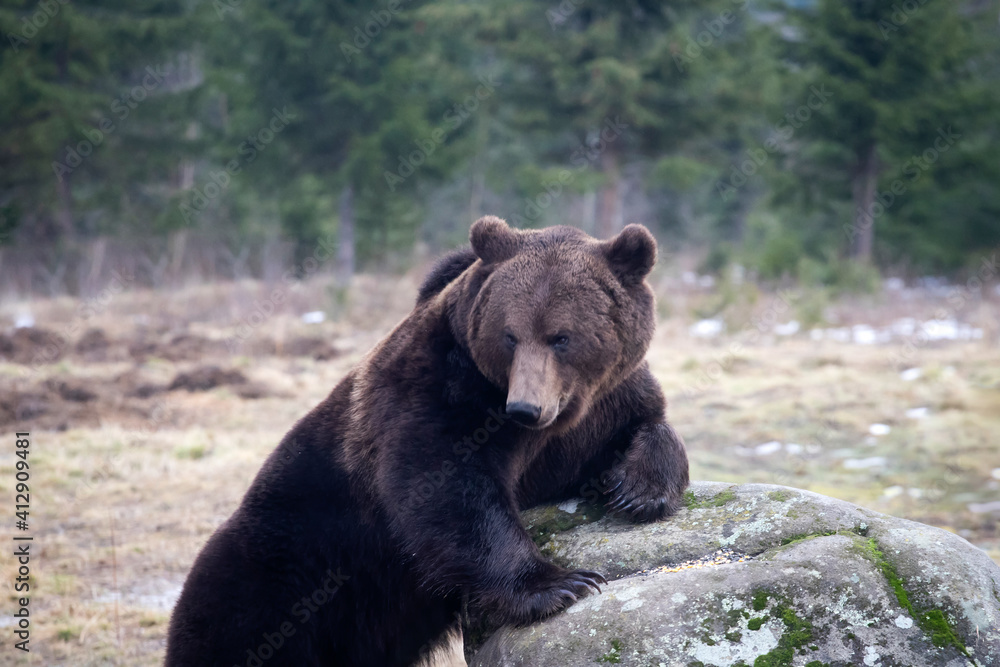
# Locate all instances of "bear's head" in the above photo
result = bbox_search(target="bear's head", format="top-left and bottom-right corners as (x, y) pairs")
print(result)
(459, 216), (656, 432)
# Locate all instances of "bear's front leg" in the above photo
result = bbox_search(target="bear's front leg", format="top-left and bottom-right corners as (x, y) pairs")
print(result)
(605, 420), (689, 522)
(479, 556), (607, 625)
(384, 452), (605, 626)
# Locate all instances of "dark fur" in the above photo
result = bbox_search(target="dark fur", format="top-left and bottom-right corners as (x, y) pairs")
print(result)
(417, 245), (478, 303)
(166, 217), (689, 667)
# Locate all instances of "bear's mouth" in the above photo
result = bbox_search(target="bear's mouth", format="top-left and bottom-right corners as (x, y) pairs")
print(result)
(532, 396), (569, 430)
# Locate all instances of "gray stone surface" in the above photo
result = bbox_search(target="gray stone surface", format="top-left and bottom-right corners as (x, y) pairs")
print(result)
(472, 482), (1000, 667)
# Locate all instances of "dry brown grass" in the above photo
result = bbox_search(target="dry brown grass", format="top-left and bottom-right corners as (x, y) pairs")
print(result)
(0, 269), (997, 665)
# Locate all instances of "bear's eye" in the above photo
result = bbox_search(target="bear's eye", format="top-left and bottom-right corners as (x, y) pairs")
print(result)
(551, 335), (570, 351)
(504, 333), (518, 349)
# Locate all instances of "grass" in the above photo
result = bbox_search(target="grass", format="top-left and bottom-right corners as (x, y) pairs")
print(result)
(0, 269), (997, 664)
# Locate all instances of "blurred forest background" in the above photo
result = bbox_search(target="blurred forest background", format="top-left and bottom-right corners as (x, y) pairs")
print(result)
(2, 0), (999, 294)
(2, 3), (1000, 661)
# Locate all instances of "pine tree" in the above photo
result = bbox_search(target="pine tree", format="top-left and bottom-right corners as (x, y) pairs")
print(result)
(196, 0), (463, 274)
(775, 0), (993, 265)
(0, 0), (192, 243)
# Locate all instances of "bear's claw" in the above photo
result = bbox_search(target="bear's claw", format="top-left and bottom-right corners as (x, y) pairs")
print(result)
(513, 567), (607, 624)
(601, 421), (689, 523)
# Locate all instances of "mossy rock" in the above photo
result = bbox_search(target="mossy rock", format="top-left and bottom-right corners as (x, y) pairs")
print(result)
(471, 482), (1000, 666)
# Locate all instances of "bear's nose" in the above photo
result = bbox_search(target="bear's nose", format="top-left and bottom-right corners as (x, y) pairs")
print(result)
(505, 401), (542, 426)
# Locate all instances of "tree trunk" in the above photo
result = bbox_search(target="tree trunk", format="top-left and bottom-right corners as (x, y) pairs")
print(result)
(337, 183), (355, 286)
(55, 171), (74, 238)
(597, 146), (622, 239)
(851, 142), (879, 263)
(53, 40), (74, 241)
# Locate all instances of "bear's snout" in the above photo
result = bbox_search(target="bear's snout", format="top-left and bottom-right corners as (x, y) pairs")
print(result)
(506, 345), (565, 429)
(505, 400), (542, 426)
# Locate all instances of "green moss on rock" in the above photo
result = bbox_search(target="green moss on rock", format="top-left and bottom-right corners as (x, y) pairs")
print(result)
(684, 488), (737, 510)
(751, 604), (814, 667)
(597, 638), (622, 663)
(858, 538), (970, 658)
(523, 503), (605, 547)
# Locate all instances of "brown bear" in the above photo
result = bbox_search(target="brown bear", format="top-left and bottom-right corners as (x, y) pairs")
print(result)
(166, 217), (689, 667)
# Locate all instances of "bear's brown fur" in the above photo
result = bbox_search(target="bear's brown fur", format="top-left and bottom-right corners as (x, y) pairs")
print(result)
(166, 217), (689, 667)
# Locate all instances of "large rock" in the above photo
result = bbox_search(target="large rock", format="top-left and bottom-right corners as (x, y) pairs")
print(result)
(472, 482), (1000, 667)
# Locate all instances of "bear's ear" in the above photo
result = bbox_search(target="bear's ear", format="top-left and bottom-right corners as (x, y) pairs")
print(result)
(601, 224), (657, 285)
(470, 215), (521, 265)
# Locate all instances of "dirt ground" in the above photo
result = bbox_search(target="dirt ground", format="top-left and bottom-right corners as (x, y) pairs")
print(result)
(0, 270), (997, 665)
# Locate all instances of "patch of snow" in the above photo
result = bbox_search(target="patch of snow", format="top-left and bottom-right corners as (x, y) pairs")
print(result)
(905, 407), (929, 419)
(14, 314), (34, 329)
(968, 501), (1000, 514)
(843, 457), (888, 470)
(774, 320), (800, 336)
(991, 468), (1000, 481)
(302, 310), (326, 324)
(690, 319), (724, 338)
(755, 441), (783, 456)
(852, 324), (878, 345)
(869, 424), (891, 436)
(900, 367), (922, 381)
(920, 319), (982, 341)
(883, 485), (904, 499)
